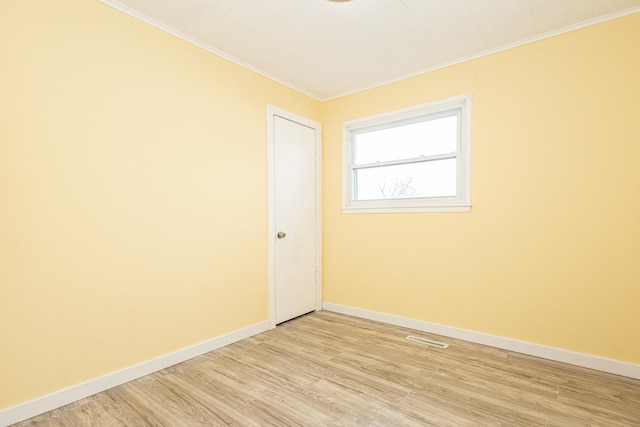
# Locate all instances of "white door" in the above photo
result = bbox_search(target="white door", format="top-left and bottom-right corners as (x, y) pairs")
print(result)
(268, 107), (320, 325)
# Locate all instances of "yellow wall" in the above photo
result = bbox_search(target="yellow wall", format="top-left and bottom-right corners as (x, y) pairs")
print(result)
(0, 0), (319, 409)
(322, 13), (640, 364)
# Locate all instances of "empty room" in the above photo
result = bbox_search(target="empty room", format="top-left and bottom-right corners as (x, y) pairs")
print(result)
(1, 0), (639, 425)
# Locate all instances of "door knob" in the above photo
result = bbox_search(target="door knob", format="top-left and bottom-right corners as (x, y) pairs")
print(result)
(277, 231), (287, 239)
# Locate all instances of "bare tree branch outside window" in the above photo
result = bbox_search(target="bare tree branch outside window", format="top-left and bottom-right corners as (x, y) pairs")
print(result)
(376, 171), (416, 198)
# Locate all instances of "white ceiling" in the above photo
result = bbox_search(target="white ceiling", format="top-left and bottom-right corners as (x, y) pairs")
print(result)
(102, 0), (640, 100)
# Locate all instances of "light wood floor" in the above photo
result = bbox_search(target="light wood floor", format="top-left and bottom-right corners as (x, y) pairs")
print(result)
(14, 311), (640, 426)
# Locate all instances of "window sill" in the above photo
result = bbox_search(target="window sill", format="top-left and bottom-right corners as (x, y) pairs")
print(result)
(341, 204), (471, 214)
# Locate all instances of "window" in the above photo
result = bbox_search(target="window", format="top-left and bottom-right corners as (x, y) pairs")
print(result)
(342, 94), (471, 213)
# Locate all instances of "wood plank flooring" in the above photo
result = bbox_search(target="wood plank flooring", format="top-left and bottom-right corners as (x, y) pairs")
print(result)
(13, 311), (640, 426)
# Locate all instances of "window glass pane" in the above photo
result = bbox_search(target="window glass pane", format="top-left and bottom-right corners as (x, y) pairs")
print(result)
(355, 159), (457, 201)
(354, 114), (458, 165)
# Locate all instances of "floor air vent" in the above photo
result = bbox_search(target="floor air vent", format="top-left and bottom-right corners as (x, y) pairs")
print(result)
(406, 335), (449, 349)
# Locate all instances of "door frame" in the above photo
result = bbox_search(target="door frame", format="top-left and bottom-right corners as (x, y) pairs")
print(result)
(267, 105), (322, 329)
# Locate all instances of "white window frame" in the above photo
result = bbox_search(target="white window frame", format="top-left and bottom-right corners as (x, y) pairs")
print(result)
(342, 94), (472, 213)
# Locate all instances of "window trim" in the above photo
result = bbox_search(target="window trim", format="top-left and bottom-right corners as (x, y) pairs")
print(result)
(342, 94), (472, 214)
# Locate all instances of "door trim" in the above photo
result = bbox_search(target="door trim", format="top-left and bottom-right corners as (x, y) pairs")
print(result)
(267, 105), (322, 329)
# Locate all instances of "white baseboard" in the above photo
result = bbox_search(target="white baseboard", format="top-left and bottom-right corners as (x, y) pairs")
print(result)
(322, 302), (640, 380)
(0, 321), (270, 427)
